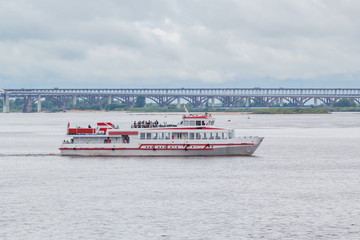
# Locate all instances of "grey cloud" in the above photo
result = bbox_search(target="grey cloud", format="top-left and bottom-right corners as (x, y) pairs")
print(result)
(0, 0), (359, 88)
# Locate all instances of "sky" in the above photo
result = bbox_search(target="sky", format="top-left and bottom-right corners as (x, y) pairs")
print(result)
(0, 0), (360, 88)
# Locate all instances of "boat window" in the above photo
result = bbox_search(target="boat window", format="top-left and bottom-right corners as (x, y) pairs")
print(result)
(202, 121), (205, 126)
(153, 132), (158, 139)
(196, 133), (201, 139)
(140, 133), (145, 140)
(196, 121), (201, 126)
(172, 132), (188, 139)
(190, 121), (195, 126)
(189, 132), (194, 140)
(202, 132), (207, 139)
(146, 133), (151, 140)
(216, 133), (221, 139)
(222, 132), (227, 139)
(184, 121), (189, 126)
(165, 133), (170, 139)
(228, 132), (232, 139)
(209, 133), (215, 139)
(159, 133), (165, 140)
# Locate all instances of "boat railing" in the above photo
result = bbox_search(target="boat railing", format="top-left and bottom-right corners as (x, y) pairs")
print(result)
(131, 123), (177, 128)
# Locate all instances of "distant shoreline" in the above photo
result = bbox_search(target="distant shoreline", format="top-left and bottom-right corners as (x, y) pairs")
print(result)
(6, 107), (360, 114)
(53, 110), (251, 115)
(45, 109), (330, 114)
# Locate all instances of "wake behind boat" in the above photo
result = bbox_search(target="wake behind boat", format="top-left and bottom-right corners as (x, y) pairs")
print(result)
(59, 111), (263, 157)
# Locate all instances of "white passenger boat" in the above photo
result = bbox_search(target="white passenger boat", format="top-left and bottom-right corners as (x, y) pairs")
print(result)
(59, 112), (263, 156)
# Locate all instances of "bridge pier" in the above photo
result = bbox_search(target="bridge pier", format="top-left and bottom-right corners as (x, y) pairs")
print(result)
(3, 93), (10, 113)
(37, 95), (41, 112)
(211, 97), (215, 107)
(314, 98), (318, 106)
(177, 97), (180, 109)
(73, 96), (77, 106)
(131, 96), (135, 108)
(245, 97), (249, 107)
(108, 95), (112, 105)
(280, 97), (283, 107)
(22, 96), (33, 113)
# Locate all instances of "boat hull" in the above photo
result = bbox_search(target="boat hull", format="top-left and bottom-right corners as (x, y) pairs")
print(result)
(60, 141), (263, 157)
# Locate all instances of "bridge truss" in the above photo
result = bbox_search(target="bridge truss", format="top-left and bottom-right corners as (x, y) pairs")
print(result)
(1, 88), (360, 112)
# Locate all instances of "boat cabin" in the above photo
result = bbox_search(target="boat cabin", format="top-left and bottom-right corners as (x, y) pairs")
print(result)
(179, 113), (215, 126)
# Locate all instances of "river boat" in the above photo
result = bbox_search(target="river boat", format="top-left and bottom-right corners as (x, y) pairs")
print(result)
(59, 112), (263, 156)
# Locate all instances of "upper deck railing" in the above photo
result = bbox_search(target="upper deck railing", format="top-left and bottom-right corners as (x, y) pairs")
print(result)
(2, 88), (360, 97)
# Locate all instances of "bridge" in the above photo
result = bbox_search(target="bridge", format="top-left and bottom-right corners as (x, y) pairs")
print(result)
(1, 88), (360, 112)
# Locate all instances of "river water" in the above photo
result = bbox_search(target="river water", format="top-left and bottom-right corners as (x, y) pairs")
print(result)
(0, 112), (359, 239)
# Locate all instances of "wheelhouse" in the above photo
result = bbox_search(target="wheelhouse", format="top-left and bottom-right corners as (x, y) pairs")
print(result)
(179, 113), (215, 126)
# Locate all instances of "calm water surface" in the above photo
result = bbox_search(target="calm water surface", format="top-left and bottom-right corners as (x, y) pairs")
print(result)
(0, 112), (359, 239)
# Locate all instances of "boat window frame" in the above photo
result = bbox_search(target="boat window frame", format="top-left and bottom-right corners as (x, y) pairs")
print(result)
(209, 132), (215, 140)
(152, 132), (158, 139)
(215, 132), (221, 139)
(165, 132), (170, 139)
(195, 133), (201, 140)
(146, 133), (151, 140)
(189, 132), (194, 139)
(202, 132), (207, 139)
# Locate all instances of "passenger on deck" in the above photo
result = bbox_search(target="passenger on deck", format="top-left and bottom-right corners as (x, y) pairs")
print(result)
(88, 124), (91, 128)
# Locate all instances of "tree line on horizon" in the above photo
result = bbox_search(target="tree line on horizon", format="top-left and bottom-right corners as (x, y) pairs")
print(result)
(0, 96), (359, 112)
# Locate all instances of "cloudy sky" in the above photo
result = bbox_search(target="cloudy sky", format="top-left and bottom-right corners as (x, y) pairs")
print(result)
(1, 0), (359, 88)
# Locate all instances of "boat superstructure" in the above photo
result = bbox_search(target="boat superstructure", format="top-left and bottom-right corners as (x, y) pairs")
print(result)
(59, 113), (263, 156)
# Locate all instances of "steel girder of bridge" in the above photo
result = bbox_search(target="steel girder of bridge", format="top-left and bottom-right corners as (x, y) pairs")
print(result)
(1, 88), (360, 112)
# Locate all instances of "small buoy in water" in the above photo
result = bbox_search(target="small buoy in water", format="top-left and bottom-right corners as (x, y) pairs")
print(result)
(228, 119), (231, 122)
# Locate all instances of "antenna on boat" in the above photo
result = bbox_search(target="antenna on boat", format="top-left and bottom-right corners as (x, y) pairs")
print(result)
(184, 105), (189, 115)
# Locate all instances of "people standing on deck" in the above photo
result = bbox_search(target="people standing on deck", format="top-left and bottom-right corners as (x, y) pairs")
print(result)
(132, 119), (161, 128)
